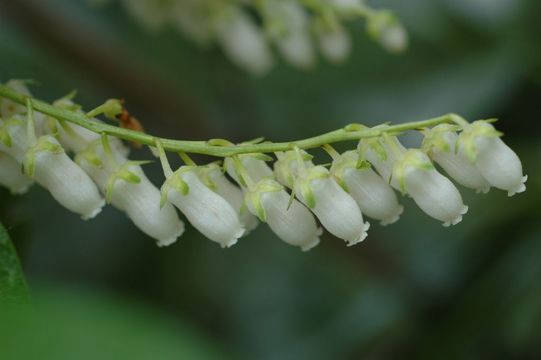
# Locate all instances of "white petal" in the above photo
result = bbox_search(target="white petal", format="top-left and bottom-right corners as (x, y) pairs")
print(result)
(379, 24), (408, 53)
(29, 136), (105, 219)
(475, 135), (526, 196)
(111, 165), (184, 246)
(247, 185), (321, 251)
(428, 127), (490, 193)
(207, 166), (259, 233)
(403, 154), (468, 226)
(0, 152), (33, 194)
(166, 168), (245, 248)
(214, 7), (273, 75)
(0, 80), (31, 118)
(295, 167), (369, 245)
(0, 116), (33, 162)
(78, 143), (184, 246)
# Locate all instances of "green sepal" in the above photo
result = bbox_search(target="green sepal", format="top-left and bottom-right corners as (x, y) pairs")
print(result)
(160, 173), (190, 208)
(246, 179), (283, 222)
(392, 149), (434, 195)
(75, 151), (102, 168)
(105, 161), (152, 204)
(457, 120), (503, 162)
(23, 137), (65, 177)
(421, 124), (459, 154)
(196, 165), (218, 192)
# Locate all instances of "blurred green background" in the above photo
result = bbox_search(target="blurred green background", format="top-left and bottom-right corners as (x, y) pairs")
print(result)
(1, 0), (541, 358)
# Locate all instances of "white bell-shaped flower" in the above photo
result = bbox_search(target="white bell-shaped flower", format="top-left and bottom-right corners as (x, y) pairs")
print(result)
(162, 166), (245, 248)
(331, 150), (403, 225)
(458, 121), (527, 196)
(23, 135), (105, 219)
(224, 154), (274, 185)
(315, 22), (352, 64)
(78, 141), (184, 246)
(294, 166), (369, 246)
(423, 124), (490, 193)
(200, 163), (259, 233)
(264, 1), (315, 69)
(0, 151), (33, 194)
(214, 6), (274, 75)
(361, 136), (406, 190)
(245, 179), (321, 251)
(393, 149), (468, 226)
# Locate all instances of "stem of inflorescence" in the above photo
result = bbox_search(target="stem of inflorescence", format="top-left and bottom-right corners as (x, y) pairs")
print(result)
(0, 84), (459, 157)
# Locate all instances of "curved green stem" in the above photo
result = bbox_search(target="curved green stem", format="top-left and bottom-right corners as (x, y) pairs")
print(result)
(0, 84), (458, 157)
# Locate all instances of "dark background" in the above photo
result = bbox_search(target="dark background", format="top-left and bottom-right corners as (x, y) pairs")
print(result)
(1, 0), (540, 358)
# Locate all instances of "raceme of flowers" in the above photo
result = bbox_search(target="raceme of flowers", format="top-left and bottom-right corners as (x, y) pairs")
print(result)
(104, 0), (408, 75)
(0, 80), (527, 251)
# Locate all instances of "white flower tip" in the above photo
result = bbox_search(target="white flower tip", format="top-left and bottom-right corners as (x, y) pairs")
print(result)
(442, 206), (468, 227)
(156, 222), (185, 247)
(301, 237), (320, 252)
(81, 199), (106, 220)
(221, 227), (246, 248)
(380, 205), (404, 226)
(507, 175), (527, 197)
(476, 186), (491, 194)
(346, 221), (370, 246)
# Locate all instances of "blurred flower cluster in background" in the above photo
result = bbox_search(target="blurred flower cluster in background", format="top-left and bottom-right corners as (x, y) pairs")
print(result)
(0, 0), (540, 359)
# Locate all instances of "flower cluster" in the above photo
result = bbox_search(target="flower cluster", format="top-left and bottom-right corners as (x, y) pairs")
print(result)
(0, 81), (527, 251)
(106, 0), (408, 74)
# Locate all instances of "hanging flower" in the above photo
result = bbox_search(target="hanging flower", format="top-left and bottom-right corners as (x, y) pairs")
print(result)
(294, 165), (369, 245)
(458, 120), (527, 196)
(0, 116), (31, 162)
(423, 124), (490, 193)
(0, 151), (33, 194)
(393, 149), (468, 226)
(213, 6), (274, 75)
(23, 135), (105, 219)
(198, 163), (259, 233)
(78, 140), (184, 246)
(263, 0), (315, 69)
(314, 19), (352, 64)
(162, 166), (246, 248)
(245, 178), (322, 251)
(331, 150), (403, 225)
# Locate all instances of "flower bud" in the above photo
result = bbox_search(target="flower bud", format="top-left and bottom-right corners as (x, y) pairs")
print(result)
(78, 141), (184, 246)
(393, 149), (468, 226)
(200, 163), (259, 233)
(0, 152), (33, 194)
(423, 124), (490, 193)
(331, 150), (403, 225)
(224, 154), (274, 185)
(214, 6), (274, 75)
(246, 179), (321, 251)
(264, 1), (315, 69)
(294, 166), (369, 246)
(23, 135), (105, 219)
(458, 121), (527, 196)
(163, 167), (245, 248)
